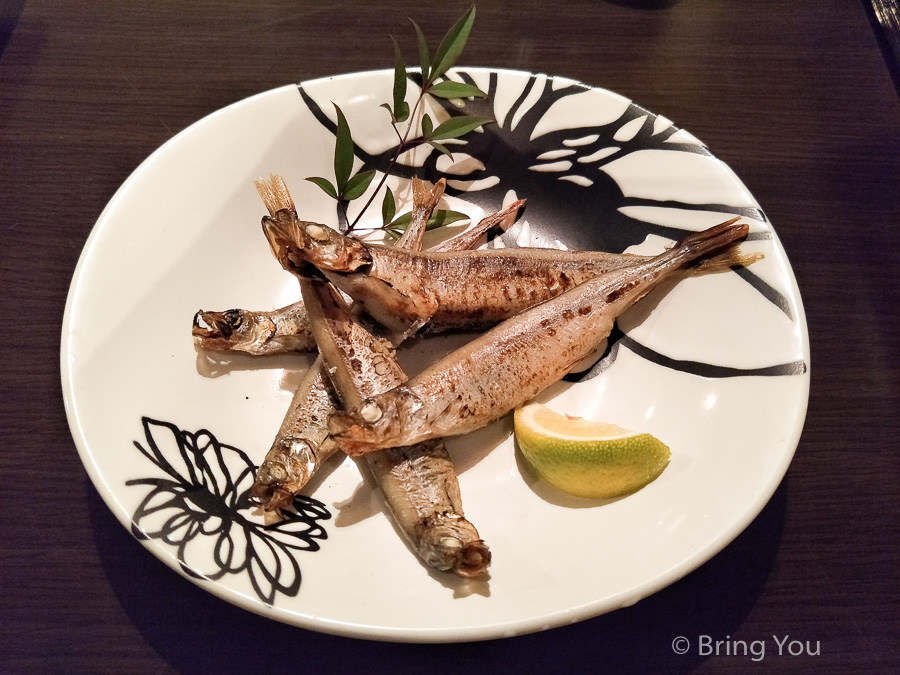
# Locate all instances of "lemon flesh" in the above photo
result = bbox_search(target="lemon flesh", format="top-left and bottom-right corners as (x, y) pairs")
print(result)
(514, 403), (670, 499)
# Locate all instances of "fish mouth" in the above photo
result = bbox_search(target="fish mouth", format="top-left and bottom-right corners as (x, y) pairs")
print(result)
(192, 309), (242, 339)
(249, 481), (295, 519)
(450, 539), (492, 578)
(250, 461), (298, 518)
(261, 213), (310, 273)
(419, 516), (492, 577)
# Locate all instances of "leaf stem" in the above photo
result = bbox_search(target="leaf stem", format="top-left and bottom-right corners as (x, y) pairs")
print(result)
(347, 77), (429, 232)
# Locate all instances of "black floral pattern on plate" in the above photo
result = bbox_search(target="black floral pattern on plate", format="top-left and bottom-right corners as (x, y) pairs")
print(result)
(127, 417), (330, 606)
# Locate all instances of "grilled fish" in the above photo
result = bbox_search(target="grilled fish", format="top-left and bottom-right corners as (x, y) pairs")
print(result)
(192, 301), (314, 355)
(302, 278), (490, 576)
(262, 212), (754, 335)
(328, 220), (750, 454)
(193, 186), (524, 355)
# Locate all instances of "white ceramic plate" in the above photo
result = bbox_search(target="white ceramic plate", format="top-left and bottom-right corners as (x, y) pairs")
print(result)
(61, 68), (809, 642)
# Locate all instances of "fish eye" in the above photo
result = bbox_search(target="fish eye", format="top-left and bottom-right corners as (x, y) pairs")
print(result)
(223, 309), (243, 328)
(359, 400), (383, 424)
(257, 462), (287, 484)
(305, 224), (331, 243)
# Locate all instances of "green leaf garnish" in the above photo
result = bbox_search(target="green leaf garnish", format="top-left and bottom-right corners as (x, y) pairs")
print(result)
(382, 187), (396, 226)
(411, 19), (431, 81)
(428, 5), (476, 84)
(426, 80), (487, 100)
(343, 169), (377, 201)
(421, 113), (434, 138)
(306, 176), (338, 199)
(427, 141), (453, 158)
(390, 36), (410, 123)
(428, 115), (493, 141)
(426, 209), (469, 230)
(387, 208), (469, 234)
(333, 104), (355, 193)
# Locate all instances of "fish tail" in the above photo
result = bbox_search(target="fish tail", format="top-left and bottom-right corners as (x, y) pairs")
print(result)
(670, 217), (749, 265)
(398, 178), (446, 250)
(687, 247), (764, 275)
(254, 174), (297, 217)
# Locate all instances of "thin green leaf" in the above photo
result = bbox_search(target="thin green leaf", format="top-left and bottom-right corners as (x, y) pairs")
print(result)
(426, 80), (487, 100)
(379, 102), (396, 122)
(427, 140), (453, 158)
(428, 5), (476, 84)
(333, 104), (354, 192)
(395, 101), (410, 123)
(426, 209), (469, 230)
(428, 115), (493, 141)
(387, 208), (469, 232)
(342, 169), (377, 201)
(382, 187), (396, 226)
(305, 176), (338, 200)
(410, 19), (431, 81)
(421, 112), (434, 138)
(390, 36), (410, 123)
(387, 211), (412, 231)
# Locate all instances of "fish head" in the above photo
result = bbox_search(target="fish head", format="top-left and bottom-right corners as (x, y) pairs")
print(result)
(261, 210), (311, 273)
(192, 309), (277, 352)
(192, 308), (252, 348)
(327, 388), (423, 455)
(250, 438), (320, 517)
(261, 211), (371, 275)
(416, 510), (492, 578)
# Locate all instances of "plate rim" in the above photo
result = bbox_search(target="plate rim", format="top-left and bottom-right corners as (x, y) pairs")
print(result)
(60, 66), (811, 643)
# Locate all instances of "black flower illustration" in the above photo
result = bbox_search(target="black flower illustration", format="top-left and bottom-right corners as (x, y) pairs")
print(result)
(127, 417), (330, 605)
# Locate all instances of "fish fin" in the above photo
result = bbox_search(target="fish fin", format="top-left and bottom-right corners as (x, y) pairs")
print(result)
(687, 246), (764, 275)
(398, 178), (446, 251)
(430, 199), (526, 252)
(255, 174), (297, 217)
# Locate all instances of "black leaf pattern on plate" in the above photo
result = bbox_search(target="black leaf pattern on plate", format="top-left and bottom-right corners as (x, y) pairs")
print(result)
(127, 417), (330, 606)
(299, 69), (806, 379)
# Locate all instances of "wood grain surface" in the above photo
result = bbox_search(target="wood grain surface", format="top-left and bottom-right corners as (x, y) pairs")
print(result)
(1, 1), (898, 673)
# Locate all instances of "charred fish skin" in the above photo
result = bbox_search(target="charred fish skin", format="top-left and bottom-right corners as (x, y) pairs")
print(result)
(302, 278), (490, 577)
(330, 220), (750, 454)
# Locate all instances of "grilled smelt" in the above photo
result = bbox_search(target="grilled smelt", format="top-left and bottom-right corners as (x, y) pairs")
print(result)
(302, 278), (490, 577)
(328, 220), (751, 455)
(263, 212), (756, 335)
(192, 185), (525, 355)
(249, 360), (338, 516)
(192, 301), (314, 355)
(249, 176), (510, 525)
(395, 178), (446, 251)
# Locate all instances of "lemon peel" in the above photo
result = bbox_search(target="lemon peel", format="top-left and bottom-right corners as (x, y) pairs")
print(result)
(514, 403), (670, 499)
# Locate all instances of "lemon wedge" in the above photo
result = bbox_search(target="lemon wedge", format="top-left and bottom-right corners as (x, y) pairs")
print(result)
(514, 403), (670, 499)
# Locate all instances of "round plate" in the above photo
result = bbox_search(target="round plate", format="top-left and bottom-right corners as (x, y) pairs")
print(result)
(61, 68), (809, 642)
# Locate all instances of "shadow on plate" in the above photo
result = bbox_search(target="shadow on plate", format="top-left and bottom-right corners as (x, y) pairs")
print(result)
(88, 473), (785, 674)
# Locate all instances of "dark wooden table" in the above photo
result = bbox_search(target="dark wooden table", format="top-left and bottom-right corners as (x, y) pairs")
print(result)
(2, 1), (897, 672)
